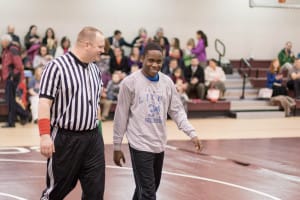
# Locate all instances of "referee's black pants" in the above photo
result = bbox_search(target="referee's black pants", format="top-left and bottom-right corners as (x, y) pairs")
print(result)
(129, 145), (164, 200)
(41, 127), (105, 200)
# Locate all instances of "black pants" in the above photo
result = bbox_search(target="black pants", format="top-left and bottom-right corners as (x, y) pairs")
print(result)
(41, 127), (105, 200)
(129, 145), (164, 200)
(287, 79), (300, 98)
(5, 78), (18, 126)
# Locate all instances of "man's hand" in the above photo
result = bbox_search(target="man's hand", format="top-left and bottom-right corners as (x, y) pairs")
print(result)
(113, 150), (126, 167)
(40, 134), (55, 158)
(191, 136), (203, 152)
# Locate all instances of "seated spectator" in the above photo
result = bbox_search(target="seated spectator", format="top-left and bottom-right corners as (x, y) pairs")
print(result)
(55, 36), (71, 58)
(183, 38), (195, 67)
(131, 28), (149, 53)
(28, 66), (42, 123)
(130, 64), (140, 74)
(205, 59), (226, 98)
(95, 38), (113, 87)
(110, 47), (130, 75)
(171, 67), (189, 112)
(287, 58), (300, 99)
(158, 36), (168, 57)
(161, 58), (179, 77)
(33, 45), (53, 68)
(162, 48), (185, 70)
(24, 25), (41, 63)
(1, 34), (24, 128)
(42, 27), (57, 56)
(168, 37), (183, 57)
(184, 57), (205, 99)
(128, 46), (142, 68)
(278, 41), (295, 73)
(153, 27), (169, 52)
(108, 30), (132, 49)
(7, 25), (21, 48)
(15, 79), (31, 125)
(101, 72), (121, 121)
(191, 30), (208, 68)
(266, 59), (287, 97)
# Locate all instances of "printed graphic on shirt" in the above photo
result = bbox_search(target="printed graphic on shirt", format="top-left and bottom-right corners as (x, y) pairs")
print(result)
(139, 87), (163, 124)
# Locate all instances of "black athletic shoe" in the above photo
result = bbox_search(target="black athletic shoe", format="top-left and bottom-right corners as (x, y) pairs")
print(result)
(1, 123), (16, 128)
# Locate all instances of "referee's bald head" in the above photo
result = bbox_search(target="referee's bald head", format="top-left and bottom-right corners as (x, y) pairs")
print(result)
(76, 26), (103, 44)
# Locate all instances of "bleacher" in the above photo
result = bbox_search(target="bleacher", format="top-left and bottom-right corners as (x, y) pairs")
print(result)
(0, 60), (299, 121)
(232, 59), (300, 115)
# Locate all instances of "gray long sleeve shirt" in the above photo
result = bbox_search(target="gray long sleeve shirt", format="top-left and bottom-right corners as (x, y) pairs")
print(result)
(113, 70), (197, 153)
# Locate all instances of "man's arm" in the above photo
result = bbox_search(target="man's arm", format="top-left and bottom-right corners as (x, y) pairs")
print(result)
(113, 81), (131, 167)
(38, 97), (55, 158)
(113, 82), (131, 150)
(121, 38), (133, 48)
(168, 82), (203, 151)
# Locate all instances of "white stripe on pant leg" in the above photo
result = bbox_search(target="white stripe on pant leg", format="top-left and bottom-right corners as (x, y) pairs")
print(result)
(42, 127), (58, 199)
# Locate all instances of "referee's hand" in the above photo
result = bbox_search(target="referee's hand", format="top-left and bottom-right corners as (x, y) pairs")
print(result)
(40, 135), (55, 158)
(113, 150), (126, 167)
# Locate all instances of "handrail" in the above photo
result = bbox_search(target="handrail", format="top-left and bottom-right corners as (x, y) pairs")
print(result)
(214, 39), (226, 64)
(239, 58), (251, 99)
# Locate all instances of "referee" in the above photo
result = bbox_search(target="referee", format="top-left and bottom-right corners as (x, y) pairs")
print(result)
(38, 27), (105, 200)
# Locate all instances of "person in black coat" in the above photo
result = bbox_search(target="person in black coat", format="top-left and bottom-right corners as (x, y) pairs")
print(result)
(107, 30), (132, 49)
(184, 57), (206, 99)
(109, 47), (130, 75)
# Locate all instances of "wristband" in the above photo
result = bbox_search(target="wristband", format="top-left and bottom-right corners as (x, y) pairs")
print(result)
(38, 119), (51, 136)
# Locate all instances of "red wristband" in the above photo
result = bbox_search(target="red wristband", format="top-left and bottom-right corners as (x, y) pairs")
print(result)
(38, 119), (51, 136)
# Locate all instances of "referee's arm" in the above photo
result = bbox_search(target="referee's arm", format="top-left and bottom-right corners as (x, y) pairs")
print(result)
(38, 98), (55, 158)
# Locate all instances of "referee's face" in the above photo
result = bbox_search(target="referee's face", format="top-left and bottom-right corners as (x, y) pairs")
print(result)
(142, 50), (163, 78)
(89, 33), (105, 62)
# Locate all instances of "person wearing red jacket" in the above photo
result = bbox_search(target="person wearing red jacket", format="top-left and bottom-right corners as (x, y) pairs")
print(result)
(1, 34), (24, 128)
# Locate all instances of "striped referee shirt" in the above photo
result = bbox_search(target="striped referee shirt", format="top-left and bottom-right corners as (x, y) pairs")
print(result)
(39, 52), (102, 131)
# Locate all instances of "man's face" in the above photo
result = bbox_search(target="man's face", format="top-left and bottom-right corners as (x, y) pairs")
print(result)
(191, 58), (199, 66)
(115, 33), (122, 41)
(142, 50), (163, 77)
(286, 42), (292, 51)
(7, 26), (14, 34)
(88, 33), (105, 62)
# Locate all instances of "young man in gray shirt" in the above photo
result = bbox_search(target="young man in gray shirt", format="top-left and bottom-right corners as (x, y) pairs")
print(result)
(113, 42), (203, 200)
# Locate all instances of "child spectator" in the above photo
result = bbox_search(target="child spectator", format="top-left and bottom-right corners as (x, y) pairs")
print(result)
(28, 66), (42, 123)
(172, 67), (189, 112)
(101, 72), (122, 121)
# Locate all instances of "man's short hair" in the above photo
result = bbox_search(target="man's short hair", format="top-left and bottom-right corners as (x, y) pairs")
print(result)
(114, 30), (121, 36)
(76, 26), (103, 43)
(143, 42), (162, 56)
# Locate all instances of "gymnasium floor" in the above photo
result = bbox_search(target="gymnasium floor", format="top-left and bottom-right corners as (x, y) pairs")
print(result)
(0, 118), (300, 200)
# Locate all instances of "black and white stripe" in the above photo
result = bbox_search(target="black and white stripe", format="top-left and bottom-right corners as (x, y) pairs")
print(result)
(39, 52), (102, 131)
